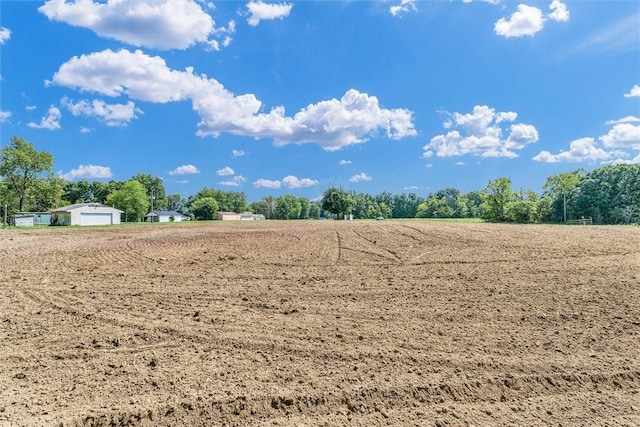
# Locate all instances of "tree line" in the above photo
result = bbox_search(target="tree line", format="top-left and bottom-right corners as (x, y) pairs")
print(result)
(1, 136), (639, 224)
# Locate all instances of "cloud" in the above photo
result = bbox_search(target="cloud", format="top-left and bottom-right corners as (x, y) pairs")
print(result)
(548, 0), (569, 22)
(219, 175), (247, 187)
(282, 175), (318, 188)
(0, 111), (11, 123)
(0, 27), (10, 44)
(80, 126), (93, 134)
(534, 116), (640, 163)
(59, 164), (112, 180)
(50, 48), (416, 151)
(624, 85), (640, 98)
(390, 0), (417, 17)
(423, 105), (538, 158)
(253, 178), (281, 189)
(232, 149), (246, 157)
(246, 1), (293, 26)
(605, 116), (640, 125)
(38, 0), (226, 50)
(349, 172), (372, 183)
(403, 185), (419, 190)
(599, 123), (640, 150)
(495, 4), (545, 38)
(567, 14), (639, 55)
(27, 105), (62, 130)
(61, 97), (142, 126)
(339, 160), (351, 165)
(533, 138), (615, 163)
(169, 164), (200, 175)
(217, 166), (235, 176)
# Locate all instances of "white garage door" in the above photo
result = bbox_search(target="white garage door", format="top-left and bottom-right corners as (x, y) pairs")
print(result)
(80, 213), (113, 226)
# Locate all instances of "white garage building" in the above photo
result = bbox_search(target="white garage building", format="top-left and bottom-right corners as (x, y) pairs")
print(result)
(50, 203), (123, 226)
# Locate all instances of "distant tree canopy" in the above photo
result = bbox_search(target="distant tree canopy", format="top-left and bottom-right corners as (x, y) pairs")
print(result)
(2, 135), (639, 225)
(187, 188), (247, 214)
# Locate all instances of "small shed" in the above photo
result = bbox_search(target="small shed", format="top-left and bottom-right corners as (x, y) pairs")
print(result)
(50, 203), (122, 226)
(146, 211), (189, 223)
(217, 211), (241, 221)
(9, 212), (52, 227)
(10, 214), (34, 227)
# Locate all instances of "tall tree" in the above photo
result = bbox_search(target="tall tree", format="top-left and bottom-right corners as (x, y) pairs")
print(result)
(322, 187), (355, 219)
(189, 197), (219, 220)
(106, 180), (149, 222)
(543, 170), (585, 223)
(481, 177), (514, 222)
(0, 136), (54, 212)
(133, 173), (166, 211)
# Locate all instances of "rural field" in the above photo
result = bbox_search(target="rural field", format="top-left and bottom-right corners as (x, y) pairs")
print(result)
(0, 220), (638, 426)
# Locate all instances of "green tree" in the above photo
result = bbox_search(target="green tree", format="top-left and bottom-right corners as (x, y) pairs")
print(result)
(275, 194), (302, 219)
(0, 136), (54, 212)
(133, 173), (166, 211)
(106, 180), (149, 222)
(189, 197), (219, 220)
(30, 177), (65, 211)
(504, 199), (538, 223)
(543, 170), (585, 223)
(298, 197), (311, 219)
(481, 177), (514, 222)
(166, 194), (186, 213)
(308, 202), (321, 219)
(322, 187), (355, 219)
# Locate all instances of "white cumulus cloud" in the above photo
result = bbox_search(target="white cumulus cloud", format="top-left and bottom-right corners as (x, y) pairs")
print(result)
(28, 105), (62, 130)
(599, 123), (640, 150)
(0, 27), (10, 44)
(495, 4), (545, 38)
(38, 0), (223, 50)
(548, 0), (569, 22)
(219, 175), (246, 187)
(339, 160), (351, 165)
(50, 48), (416, 151)
(246, 1), (293, 26)
(605, 116), (640, 125)
(253, 178), (281, 189)
(624, 85), (640, 98)
(232, 149), (246, 157)
(282, 175), (318, 188)
(390, 0), (417, 17)
(533, 138), (614, 163)
(169, 164), (200, 175)
(423, 105), (538, 158)
(61, 97), (142, 126)
(59, 164), (112, 180)
(217, 166), (235, 176)
(349, 172), (372, 183)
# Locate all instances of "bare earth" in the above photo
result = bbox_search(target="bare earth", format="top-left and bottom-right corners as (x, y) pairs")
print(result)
(1, 221), (639, 426)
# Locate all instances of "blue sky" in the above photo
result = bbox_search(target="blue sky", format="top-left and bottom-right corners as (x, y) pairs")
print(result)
(1, 0), (638, 202)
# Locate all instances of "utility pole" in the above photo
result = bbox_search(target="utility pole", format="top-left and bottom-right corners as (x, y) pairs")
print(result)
(563, 187), (567, 224)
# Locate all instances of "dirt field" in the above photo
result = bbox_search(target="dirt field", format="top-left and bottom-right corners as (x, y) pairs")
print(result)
(0, 220), (638, 426)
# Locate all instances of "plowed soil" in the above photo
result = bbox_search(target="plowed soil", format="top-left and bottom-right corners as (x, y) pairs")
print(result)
(1, 221), (639, 426)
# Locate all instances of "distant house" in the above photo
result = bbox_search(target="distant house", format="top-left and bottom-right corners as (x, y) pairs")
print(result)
(217, 211), (241, 221)
(240, 212), (266, 221)
(50, 203), (122, 226)
(9, 212), (52, 227)
(146, 211), (189, 223)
